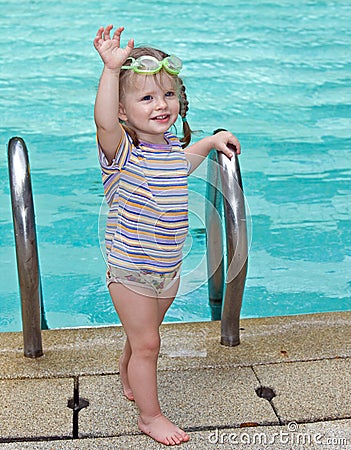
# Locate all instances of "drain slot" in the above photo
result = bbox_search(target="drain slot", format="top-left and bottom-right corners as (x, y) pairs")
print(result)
(255, 385), (282, 424)
(255, 386), (276, 401)
(67, 377), (89, 438)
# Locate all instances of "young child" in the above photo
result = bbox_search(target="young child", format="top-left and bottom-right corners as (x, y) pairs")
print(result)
(94, 25), (241, 446)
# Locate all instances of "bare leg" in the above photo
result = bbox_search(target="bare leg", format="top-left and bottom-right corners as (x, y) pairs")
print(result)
(119, 337), (134, 400)
(109, 280), (189, 446)
(118, 279), (181, 403)
(118, 288), (174, 401)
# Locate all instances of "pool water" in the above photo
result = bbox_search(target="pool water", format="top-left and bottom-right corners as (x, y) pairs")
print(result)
(1, 1), (350, 331)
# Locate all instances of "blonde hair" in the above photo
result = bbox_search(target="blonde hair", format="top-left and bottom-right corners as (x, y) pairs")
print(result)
(119, 47), (191, 148)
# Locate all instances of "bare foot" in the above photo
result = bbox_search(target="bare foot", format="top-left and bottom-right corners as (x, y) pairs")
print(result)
(118, 356), (134, 401)
(138, 414), (190, 446)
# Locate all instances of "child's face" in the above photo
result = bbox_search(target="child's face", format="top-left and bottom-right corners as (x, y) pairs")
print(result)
(119, 72), (180, 144)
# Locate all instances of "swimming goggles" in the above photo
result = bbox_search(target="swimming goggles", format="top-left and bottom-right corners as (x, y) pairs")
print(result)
(121, 55), (182, 75)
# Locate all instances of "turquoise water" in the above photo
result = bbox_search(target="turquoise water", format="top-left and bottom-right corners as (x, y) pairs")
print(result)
(1, 1), (350, 331)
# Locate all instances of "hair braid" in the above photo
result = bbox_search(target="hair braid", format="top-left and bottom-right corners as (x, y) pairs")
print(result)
(178, 78), (192, 148)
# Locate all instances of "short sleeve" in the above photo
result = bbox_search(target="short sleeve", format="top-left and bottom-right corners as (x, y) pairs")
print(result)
(186, 158), (193, 175)
(98, 129), (132, 172)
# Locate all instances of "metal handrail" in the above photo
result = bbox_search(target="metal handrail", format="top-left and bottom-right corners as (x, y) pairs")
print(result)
(8, 137), (47, 358)
(206, 139), (248, 346)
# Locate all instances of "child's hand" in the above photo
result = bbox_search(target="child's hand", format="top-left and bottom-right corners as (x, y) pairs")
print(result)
(94, 25), (134, 71)
(212, 130), (241, 159)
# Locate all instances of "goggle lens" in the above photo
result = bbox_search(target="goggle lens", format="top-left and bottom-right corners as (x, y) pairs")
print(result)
(164, 56), (182, 74)
(137, 56), (160, 72)
(122, 55), (182, 75)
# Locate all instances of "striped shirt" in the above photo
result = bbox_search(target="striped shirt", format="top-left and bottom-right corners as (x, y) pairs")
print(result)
(99, 129), (189, 273)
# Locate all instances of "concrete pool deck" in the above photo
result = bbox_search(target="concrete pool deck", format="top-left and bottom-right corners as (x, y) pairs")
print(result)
(0, 311), (350, 449)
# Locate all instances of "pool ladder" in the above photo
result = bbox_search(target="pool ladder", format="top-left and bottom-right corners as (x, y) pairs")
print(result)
(206, 130), (248, 346)
(7, 137), (47, 358)
(7, 134), (247, 357)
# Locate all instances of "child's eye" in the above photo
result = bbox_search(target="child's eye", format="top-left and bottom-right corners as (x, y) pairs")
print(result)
(141, 95), (152, 101)
(165, 91), (175, 97)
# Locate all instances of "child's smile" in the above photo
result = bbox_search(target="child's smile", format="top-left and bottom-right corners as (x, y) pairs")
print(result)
(152, 113), (171, 123)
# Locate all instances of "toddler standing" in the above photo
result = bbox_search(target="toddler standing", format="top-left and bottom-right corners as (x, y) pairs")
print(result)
(94, 24), (240, 446)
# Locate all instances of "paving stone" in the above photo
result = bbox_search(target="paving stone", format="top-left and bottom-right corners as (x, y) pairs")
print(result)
(78, 366), (278, 438)
(159, 311), (351, 371)
(159, 367), (279, 428)
(78, 374), (138, 436)
(0, 327), (124, 380)
(254, 358), (351, 424)
(0, 378), (73, 439)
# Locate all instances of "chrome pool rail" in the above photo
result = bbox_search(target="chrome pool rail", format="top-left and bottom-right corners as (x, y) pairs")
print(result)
(7, 137), (47, 358)
(206, 135), (248, 346)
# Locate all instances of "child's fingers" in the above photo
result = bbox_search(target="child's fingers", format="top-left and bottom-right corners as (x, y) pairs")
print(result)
(122, 39), (134, 59)
(226, 133), (241, 155)
(217, 142), (234, 159)
(225, 146), (235, 159)
(229, 140), (241, 155)
(112, 26), (124, 37)
(227, 143), (238, 156)
(126, 38), (134, 51)
(112, 26), (124, 44)
(216, 132), (241, 157)
(95, 27), (104, 39)
(112, 27), (134, 54)
(94, 25), (113, 45)
(103, 24), (114, 40)
(93, 27), (104, 48)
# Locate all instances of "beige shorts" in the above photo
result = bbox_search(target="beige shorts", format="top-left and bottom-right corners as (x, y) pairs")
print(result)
(106, 265), (180, 297)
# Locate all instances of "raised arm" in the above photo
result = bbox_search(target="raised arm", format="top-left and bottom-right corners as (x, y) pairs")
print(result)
(184, 130), (241, 173)
(93, 25), (134, 163)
